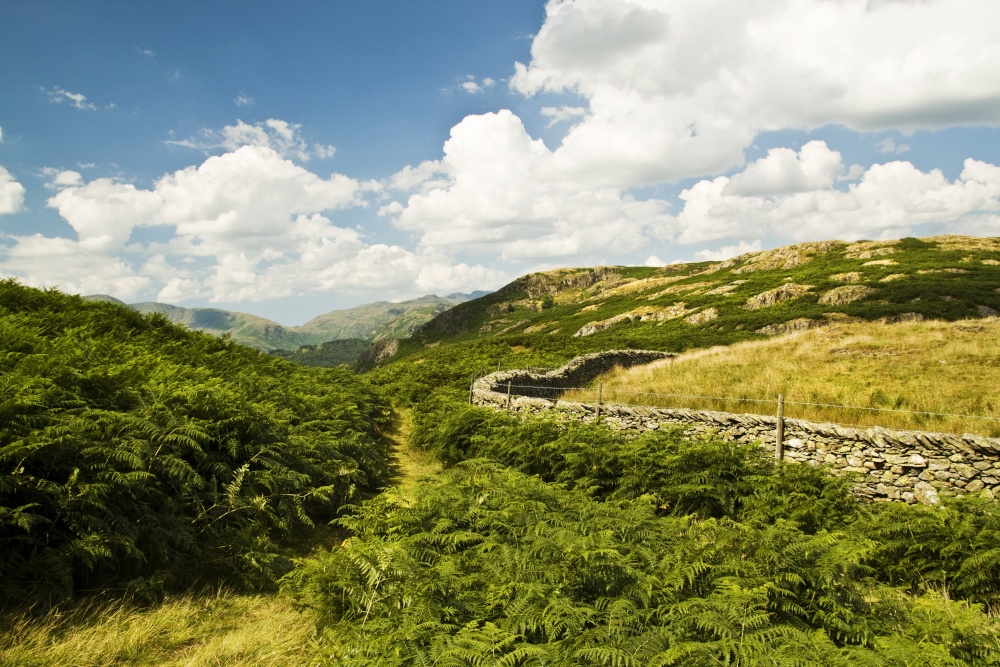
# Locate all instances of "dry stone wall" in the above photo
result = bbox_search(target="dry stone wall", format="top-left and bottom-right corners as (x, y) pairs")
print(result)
(473, 351), (1000, 505)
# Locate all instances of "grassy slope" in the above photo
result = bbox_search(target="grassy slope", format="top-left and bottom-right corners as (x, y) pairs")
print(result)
(405, 235), (1000, 353)
(563, 317), (1000, 436)
(370, 236), (1000, 403)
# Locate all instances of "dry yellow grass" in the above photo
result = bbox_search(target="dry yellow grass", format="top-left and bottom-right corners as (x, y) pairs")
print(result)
(0, 591), (323, 667)
(564, 318), (1000, 437)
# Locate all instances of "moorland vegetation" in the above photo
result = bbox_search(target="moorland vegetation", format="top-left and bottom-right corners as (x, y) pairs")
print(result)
(4, 236), (1000, 666)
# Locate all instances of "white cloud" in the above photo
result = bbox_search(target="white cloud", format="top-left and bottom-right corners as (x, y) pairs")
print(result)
(46, 87), (98, 111)
(675, 150), (1000, 244)
(383, 110), (673, 263)
(0, 166), (26, 215)
(540, 105), (586, 126)
(0, 127), (4, 143)
(694, 240), (762, 261)
(461, 75), (496, 94)
(503, 0), (1000, 187)
(2, 235), (151, 300)
(234, 93), (254, 107)
(167, 118), (335, 162)
(723, 141), (845, 196)
(1, 142), (500, 304)
(877, 138), (911, 154)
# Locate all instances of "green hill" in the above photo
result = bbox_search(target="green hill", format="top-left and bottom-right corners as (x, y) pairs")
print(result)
(83, 293), (485, 354)
(367, 235), (1000, 403)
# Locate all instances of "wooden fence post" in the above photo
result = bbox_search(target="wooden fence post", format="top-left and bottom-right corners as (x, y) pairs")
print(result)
(596, 383), (603, 423)
(775, 393), (785, 461)
(469, 377), (475, 405)
(506, 381), (512, 411)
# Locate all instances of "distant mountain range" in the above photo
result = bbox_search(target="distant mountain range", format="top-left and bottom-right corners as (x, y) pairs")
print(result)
(81, 292), (489, 352)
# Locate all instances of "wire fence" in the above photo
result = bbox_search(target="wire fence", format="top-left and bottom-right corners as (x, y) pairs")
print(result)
(480, 380), (1000, 437)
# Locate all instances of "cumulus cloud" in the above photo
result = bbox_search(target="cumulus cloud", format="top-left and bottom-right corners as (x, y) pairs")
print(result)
(0, 166), (26, 215)
(1, 143), (501, 304)
(167, 119), (336, 162)
(675, 148), (1000, 244)
(382, 110), (673, 263)
(503, 0), (1000, 187)
(723, 141), (845, 196)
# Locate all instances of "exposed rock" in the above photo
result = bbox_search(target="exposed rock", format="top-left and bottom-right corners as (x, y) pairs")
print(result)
(756, 318), (825, 336)
(574, 304), (693, 337)
(704, 280), (748, 295)
(354, 337), (400, 372)
(818, 285), (877, 306)
(685, 308), (719, 325)
(844, 241), (899, 259)
(743, 283), (813, 310)
(646, 282), (714, 301)
(830, 272), (862, 283)
(913, 481), (940, 506)
(917, 268), (969, 275)
(879, 274), (907, 282)
(977, 305), (998, 317)
(984, 259), (1000, 266)
(862, 259), (897, 266)
(701, 241), (844, 275)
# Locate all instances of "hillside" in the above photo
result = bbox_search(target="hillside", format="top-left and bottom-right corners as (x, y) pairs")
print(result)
(0, 280), (391, 606)
(84, 292), (484, 353)
(562, 317), (1000, 436)
(384, 236), (999, 361)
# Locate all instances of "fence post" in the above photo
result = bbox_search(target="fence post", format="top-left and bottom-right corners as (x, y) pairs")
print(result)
(775, 393), (785, 461)
(596, 383), (603, 423)
(469, 376), (475, 405)
(506, 381), (512, 411)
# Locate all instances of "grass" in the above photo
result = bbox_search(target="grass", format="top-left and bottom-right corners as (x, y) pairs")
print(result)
(0, 590), (323, 667)
(563, 318), (1000, 437)
(386, 408), (443, 498)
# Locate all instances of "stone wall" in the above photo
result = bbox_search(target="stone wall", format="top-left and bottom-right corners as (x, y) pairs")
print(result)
(472, 352), (1000, 505)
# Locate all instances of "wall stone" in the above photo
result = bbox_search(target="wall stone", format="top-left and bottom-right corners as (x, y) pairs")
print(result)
(472, 351), (1000, 505)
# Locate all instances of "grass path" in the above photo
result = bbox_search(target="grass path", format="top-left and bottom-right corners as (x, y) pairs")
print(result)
(0, 406), (437, 667)
(385, 407), (443, 498)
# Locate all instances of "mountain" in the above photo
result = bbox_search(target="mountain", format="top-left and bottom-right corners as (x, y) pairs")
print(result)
(82, 292), (487, 353)
(294, 292), (488, 342)
(376, 235), (1000, 367)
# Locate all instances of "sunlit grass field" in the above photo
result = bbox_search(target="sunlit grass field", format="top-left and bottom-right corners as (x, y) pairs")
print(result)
(563, 318), (1000, 437)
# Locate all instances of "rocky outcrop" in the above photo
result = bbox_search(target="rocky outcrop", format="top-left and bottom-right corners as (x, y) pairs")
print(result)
(755, 318), (824, 336)
(574, 305), (693, 337)
(354, 337), (400, 372)
(743, 283), (813, 310)
(472, 352), (1000, 506)
(818, 285), (877, 305)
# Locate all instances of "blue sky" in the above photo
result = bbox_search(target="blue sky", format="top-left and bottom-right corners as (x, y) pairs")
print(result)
(2, 0), (999, 325)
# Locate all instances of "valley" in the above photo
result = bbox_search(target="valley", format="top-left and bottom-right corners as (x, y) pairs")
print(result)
(4, 235), (1000, 665)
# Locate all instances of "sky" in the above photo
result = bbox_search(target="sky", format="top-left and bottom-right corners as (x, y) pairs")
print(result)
(1, 0), (999, 325)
